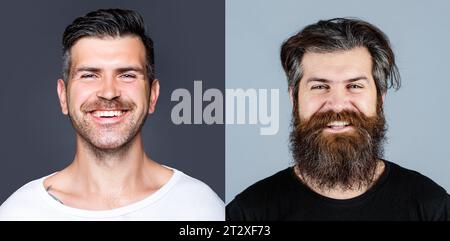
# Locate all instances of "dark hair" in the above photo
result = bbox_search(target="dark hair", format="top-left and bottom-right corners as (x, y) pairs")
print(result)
(62, 8), (155, 81)
(280, 18), (400, 101)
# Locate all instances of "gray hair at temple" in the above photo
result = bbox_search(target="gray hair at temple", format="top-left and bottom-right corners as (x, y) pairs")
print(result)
(280, 18), (400, 102)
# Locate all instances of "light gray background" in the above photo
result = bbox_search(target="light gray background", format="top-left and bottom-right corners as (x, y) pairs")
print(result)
(226, 0), (450, 203)
(0, 0), (225, 204)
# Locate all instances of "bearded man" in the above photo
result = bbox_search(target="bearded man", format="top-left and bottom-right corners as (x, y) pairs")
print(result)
(226, 18), (450, 221)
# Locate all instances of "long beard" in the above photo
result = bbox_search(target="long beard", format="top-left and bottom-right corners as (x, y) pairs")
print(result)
(289, 105), (386, 191)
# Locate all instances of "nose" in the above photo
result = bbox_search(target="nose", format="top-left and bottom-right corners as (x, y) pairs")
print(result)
(324, 87), (353, 113)
(97, 75), (121, 100)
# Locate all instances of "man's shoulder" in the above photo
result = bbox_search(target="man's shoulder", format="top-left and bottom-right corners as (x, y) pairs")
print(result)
(386, 161), (448, 205)
(171, 170), (220, 197)
(168, 171), (223, 205)
(1, 178), (43, 205)
(163, 169), (224, 220)
(385, 161), (450, 220)
(226, 167), (294, 221)
(387, 161), (447, 194)
(230, 167), (294, 206)
(0, 177), (45, 220)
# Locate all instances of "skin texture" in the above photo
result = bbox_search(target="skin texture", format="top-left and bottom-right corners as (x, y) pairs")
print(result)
(45, 36), (173, 210)
(290, 47), (386, 199)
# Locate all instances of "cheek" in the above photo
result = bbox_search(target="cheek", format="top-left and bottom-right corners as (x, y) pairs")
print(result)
(126, 85), (148, 107)
(67, 85), (93, 110)
(297, 94), (324, 120)
(353, 93), (378, 117)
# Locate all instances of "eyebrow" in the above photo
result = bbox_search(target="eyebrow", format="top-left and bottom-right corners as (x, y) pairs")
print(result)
(116, 67), (145, 74)
(305, 76), (369, 84)
(74, 67), (101, 73)
(73, 66), (145, 74)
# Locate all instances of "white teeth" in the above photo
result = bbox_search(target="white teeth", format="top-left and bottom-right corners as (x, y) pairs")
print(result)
(327, 121), (349, 127)
(92, 110), (124, 117)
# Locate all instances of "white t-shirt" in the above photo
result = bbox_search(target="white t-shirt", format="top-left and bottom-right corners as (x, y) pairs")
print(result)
(0, 168), (224, 221)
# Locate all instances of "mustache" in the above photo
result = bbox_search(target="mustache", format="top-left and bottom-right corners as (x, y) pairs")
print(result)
(295, 109), (378, 133)
(81, 98), (135, 113)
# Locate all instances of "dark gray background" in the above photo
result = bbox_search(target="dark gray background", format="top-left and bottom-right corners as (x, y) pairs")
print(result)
(0, 0), (225, 203)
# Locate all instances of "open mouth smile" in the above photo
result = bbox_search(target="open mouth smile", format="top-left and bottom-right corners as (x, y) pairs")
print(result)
(88, 109), (130, 124)
(324, 121), (353, 133)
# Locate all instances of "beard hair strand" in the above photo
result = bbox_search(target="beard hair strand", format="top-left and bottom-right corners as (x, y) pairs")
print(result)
(290, 107), (386, 191)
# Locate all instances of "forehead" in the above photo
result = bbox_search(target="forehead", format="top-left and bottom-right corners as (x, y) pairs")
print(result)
(70, 36), (146, 68)
(300, 47), (373, 83)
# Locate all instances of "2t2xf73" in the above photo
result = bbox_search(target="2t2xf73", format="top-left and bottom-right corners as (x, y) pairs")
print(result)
(222, 225), (270, 236)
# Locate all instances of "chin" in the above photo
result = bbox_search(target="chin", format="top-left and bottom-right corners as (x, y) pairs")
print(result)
(88, 135), (132, 151)
(94, 143), (124, 150)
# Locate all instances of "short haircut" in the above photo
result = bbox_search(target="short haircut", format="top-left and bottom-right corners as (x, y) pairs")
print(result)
(62, 8), (155, 81)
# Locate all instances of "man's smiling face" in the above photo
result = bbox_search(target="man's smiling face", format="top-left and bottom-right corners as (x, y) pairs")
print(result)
(58, 36), (152, 150)
(296, 46), (379, 133)
(290, 47), (387, 190)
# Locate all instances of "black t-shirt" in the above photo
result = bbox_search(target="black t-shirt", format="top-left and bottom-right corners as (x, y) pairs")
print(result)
(226, 160), (450, 221)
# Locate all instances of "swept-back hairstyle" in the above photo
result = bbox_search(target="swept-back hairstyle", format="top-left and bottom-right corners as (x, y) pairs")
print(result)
(62, 8), (155, 81)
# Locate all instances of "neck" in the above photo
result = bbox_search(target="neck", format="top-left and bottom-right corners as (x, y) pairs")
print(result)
(69, 133), (149, 196)
(295, 160), (385, 200)
(44, 132), (174, 210)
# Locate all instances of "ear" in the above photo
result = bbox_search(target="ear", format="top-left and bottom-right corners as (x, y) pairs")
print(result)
(57, 79), (69, 115)
(148, 79), (160, 114)
(381, 92), (386, 106)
